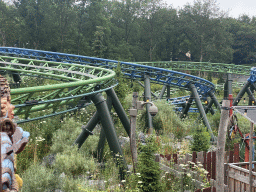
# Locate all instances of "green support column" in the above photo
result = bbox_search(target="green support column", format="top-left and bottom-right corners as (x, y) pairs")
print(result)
(246, 87), (256, 105)
(205, 98), (215, 115)
(208, 91), (221, 110)
(106, 88), (130, 136)
(189, 84), (215, 142)
(233, 81), (250, 106)
(97, 128), (106, 163)
(73, 111), (100, 148)
(137, 81), (159, 99)
(91, 93), (127, 173)
(181, 93), (193, 118)
(96, 96), (112, 162)
(159, 85), (167, 99)
(144, 75), (153, 134)
(167, 85), (170, 99)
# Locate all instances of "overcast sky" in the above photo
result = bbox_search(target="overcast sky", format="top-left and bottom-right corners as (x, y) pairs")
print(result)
(164, 0), (256, 18)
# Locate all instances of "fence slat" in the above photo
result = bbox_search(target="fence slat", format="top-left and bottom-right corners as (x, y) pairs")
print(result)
(197, 151), (203, 165)
(173, 153), (177, 164)
(202, 187), (211, 192)
(207, 152), (212, 180)
(234, 143), (240, 163)
(204, 152), (207, 170)
(229, 150), (234, 163)
(212, 151), (216, 180)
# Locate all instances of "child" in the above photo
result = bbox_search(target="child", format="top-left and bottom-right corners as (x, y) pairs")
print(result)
(0, 76), (30, 191)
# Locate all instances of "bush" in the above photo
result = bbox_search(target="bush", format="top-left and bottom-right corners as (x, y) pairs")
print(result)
(20, 163), (60, 191)
(190, 125), (211, 152)
(137, 135), (162, 192)
(52, 145), (97, 177)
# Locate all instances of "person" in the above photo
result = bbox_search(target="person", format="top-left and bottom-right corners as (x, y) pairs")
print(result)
(0, 75), (30, 191)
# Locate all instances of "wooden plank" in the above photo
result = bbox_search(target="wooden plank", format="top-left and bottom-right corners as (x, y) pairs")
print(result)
(225, 151), (228, 163)
(194, 189), (201, 192)
(229, 167), (235, 192)
(229, 150), (234, 163)
(193, 151), (197, 164)
(234, 168), (241, 192)
(204, 151), (207, 170)
(234, 143), (240, 163)
(197, 151), (204, 165)
(173, 153), (177, 164)
(212, 151), (216, 180)
(202, 187), (211, 192)
(224, 163), (228, 185)
(207, 152), (212, 180)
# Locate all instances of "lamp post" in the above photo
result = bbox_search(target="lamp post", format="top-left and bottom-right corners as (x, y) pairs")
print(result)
(129, 92), (158, 173)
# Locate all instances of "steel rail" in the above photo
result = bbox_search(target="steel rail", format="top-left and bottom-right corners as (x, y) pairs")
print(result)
(0, 47), (215, 96)
(137, 61), (252, 75)
(0, 55), (117, 122)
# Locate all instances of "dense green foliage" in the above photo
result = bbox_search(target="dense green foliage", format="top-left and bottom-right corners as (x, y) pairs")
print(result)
(137, 136), (162, 192)
(190, 125), (211, 152)
(0, 0), (256, 64)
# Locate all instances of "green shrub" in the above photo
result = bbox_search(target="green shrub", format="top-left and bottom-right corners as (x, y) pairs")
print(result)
(190, 125), (211, 152)
(20, 163), (60, 192)
(52, 145), (97, 177)
(138, 135), (162, 192)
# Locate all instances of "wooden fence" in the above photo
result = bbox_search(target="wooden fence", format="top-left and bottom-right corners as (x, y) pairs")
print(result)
(156, 143), (240, 192)
(227, 161), (256, 192)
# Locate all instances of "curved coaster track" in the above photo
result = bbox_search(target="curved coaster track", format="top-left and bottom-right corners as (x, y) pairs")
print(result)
(0, 47), (255, 169)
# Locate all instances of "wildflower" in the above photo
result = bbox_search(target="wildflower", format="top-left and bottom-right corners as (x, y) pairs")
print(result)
(121, 180), (126, 183)
(136, 173), (140, 175)
(204, 170), (209, 174)
(187, 173), (191, 177)
(138, 181), (143, 184)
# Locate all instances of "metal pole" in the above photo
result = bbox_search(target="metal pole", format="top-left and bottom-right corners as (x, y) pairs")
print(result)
(208, 91), (221, 110)
(233, 81), (250, 106)
(189, 83), (215, 142)
(106, 88), (130, 136)
(205, 98), (215, 115)
(249, 122), (254, 192)
(96, 96), (112, 162)
(137, 81), (158, 99)
(159, 85), (166, 99)
(167, 85), (170, 100)
(130, 92), (138, 172)
(97, 128), (106, 163)
(227, 73), (232, 96)
(180, 93), (193, 118)
(223, 81), (228, 99)
(91, 93), (127, 174)
(216, 100), (230, 192)
(73, 112), (100, 148)
(246, 87), (256, 105)
(144, 75), (153, 134)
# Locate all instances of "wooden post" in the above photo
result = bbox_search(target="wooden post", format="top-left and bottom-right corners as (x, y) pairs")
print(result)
(249, 122), (254, 192)
(130, 92), (138, 172)
(216, 100), (230, 192)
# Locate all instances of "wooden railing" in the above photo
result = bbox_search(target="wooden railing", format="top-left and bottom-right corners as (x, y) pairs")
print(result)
(156, 143), (241, 191)
(226, 161), (256, 192)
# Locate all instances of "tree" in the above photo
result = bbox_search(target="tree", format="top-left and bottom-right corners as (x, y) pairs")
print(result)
(179, 0), (233, 63)
(0, 2), (19, 46)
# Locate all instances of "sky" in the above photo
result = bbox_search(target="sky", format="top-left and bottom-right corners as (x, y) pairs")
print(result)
(164, 0), (256, 18)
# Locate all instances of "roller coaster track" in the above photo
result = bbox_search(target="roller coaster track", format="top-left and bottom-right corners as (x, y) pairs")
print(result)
(0, 47), (255, 140)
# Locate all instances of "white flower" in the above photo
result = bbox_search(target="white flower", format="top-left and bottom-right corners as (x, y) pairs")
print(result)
(121, 180), (126, 183)
(136, 173), (140, 175)
(187, 173), (191, 177)
(138, 181), (143, 184)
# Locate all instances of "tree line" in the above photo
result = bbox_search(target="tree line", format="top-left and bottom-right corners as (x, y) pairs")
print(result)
(0, 0), (256, 64)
